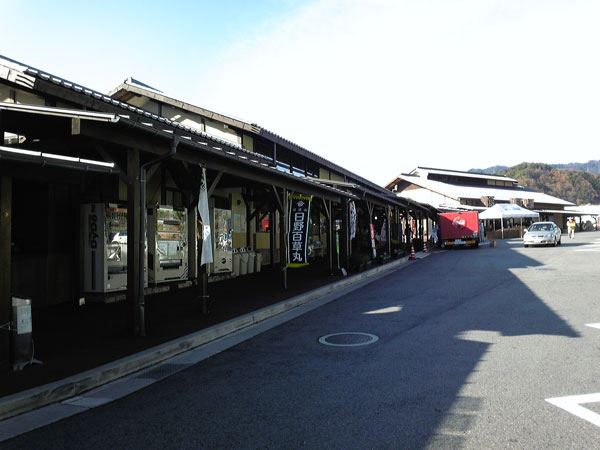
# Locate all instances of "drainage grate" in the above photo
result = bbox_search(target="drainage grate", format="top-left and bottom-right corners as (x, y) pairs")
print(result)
(135, 363), (191, 380)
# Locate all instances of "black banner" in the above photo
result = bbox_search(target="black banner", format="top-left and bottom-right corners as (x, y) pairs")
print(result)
(287, 194), (312, 268)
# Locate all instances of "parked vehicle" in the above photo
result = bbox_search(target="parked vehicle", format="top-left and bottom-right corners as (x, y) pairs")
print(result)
(439, 211), (480, 248)
(523, 221), (562, 247)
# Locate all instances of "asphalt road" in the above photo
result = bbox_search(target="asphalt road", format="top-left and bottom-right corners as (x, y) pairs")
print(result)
(5, 232), (600, 449)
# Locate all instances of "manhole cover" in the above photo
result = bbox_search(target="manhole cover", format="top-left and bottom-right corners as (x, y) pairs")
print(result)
(318, 332), (379, 347)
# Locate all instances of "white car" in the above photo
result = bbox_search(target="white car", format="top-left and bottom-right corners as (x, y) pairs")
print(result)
(523, 221), (562, 247)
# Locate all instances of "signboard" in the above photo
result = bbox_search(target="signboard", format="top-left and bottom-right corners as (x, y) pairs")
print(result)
(212, 208), (232, 273)
(287, 194), (312, 268)
(14, 300), (32, 334)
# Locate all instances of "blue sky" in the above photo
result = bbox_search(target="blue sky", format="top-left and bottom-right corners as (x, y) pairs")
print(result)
(2, 0), (600, 185)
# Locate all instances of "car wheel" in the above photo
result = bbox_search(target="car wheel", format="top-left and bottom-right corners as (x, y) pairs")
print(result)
(553, 237), (557, 247)
(558, 237), (562, 245)
(524, 244), (528, 248)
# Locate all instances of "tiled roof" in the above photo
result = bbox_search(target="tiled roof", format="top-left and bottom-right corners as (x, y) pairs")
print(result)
(108, 71), (393, 198)
(396, 175), (573, 207)
(410, 166), (517, 183)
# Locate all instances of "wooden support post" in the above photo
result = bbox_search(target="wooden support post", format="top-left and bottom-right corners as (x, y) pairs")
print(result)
(0, 176), (12, 372)
(201, 267), (208, 315)
(366, 201), (375, 260)
(269, 209), (276, 266)
(279, 188), (287, 289)
(405, 206), (411, 250)
(340, 198), (350, 270)
(245, 190), (252, 250)
(126, 149), (142, 336)
(322, 199), (333, 274)
(187, 206), (197, 281)
(385, 205), (393, 257)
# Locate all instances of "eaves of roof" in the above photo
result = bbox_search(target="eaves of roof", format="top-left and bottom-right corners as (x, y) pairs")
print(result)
(113, 74), (395, 197)
(534, 209), (574, 215)
(113, 78), (394, 197)
(395, 175), (573, 207)
(108, 81), (261, 134)
(258, 127), (392, 195)
(413, 166), (518, 183)
(0, 100), (357, 201)
(0, 54), (397, 203)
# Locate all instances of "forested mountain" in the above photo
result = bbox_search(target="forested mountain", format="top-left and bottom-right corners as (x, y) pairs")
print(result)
(553, 160), (600, 173)
(468, 165), (508, 174)
(471, 160), (600, 175)
(499, 163), (600, 205)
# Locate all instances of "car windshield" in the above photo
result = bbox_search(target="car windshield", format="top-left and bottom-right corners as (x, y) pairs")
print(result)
(529, 223), (552, 232)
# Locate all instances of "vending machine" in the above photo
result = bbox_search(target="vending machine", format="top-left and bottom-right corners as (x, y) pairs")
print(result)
(211, 208), (233, 274)
(82, 203), (148, 293)
(147, 205), (188, 284)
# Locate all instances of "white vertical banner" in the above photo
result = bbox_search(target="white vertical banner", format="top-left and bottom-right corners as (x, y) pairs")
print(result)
(198, 167), (213, 265)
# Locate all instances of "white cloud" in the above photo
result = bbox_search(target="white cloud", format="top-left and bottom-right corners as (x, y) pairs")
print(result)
(190, 0), (600, 184)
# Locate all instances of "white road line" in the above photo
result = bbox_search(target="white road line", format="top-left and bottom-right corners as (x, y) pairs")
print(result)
(546, 393), (600, 428)
(586, 323), (600, 329)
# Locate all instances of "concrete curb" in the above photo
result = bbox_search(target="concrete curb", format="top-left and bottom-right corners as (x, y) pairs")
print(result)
(0, 254), (416, 421)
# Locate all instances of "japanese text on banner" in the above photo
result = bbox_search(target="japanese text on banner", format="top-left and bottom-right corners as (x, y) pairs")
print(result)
(287, 194), (312, 268)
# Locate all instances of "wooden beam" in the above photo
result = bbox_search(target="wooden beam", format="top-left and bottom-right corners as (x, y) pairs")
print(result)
(0, 176), (12, 372)
(207, 171), (223, 198)
(248, 199), (270, 223)
(328, 200), (334, 274)
(187, 207), (197, 281)
(280, 188), (287, 289)
(271, 185), (284, 214)
(321, 197), (330, 220)
(71, 117), (81, 135)
(340, 198), (350, 269)
(93, 144), (129, 184)
(126, 148), (141, 336)
(269, 209), (276, 267)
(405, 206), (411, 248)
(79, 120), (346, 201)
(387, 206), (392, 256)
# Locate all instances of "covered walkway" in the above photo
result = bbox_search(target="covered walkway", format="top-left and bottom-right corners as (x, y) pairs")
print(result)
(0, 255), (413, 400)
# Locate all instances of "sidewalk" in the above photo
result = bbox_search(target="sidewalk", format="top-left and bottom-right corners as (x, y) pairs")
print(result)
(1, 253), (421, 422)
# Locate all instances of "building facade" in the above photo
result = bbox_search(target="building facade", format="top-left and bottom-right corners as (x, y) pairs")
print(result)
(0, 55), (431, 371)
(386, 167), (576, 235)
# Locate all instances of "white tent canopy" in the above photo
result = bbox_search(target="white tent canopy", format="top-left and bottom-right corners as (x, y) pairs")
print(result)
(479, 203), (540, 220)
(479, 203), (540, 239)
